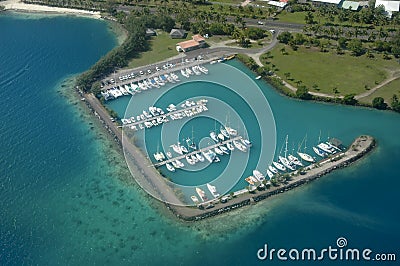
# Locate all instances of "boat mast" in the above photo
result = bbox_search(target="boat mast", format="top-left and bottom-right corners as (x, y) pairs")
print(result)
(284, 135), (288, 158)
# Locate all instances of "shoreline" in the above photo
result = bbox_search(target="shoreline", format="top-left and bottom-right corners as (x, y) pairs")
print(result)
(1, 0), (102, 19)
(77, 85), (376, 221)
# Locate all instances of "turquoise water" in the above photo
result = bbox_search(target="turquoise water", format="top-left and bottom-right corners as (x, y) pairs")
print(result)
(1, 12), (399, 265)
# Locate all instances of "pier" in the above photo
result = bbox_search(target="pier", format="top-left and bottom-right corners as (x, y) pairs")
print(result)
(153, 136), (244, 167)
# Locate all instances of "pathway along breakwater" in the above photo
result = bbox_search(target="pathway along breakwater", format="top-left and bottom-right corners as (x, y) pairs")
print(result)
(78, 89), (376, 222)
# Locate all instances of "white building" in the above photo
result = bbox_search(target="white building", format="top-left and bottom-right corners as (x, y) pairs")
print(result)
(375, 0), (400, 17)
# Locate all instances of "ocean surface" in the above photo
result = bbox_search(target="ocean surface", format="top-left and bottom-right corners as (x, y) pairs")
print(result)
(1, 12), (399, 265)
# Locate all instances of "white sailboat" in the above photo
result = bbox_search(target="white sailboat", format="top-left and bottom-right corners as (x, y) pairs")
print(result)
(253, 170), (265, 182)
(297, 134), (315, 162)
(273, 161), (286, 171)
(266, 169), (274, 179)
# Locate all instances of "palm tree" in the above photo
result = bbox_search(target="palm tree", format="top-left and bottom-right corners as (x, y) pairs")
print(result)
(280, 47), (287, 55)
(284, 72), (291, 80)
(295, 80), (303, 87)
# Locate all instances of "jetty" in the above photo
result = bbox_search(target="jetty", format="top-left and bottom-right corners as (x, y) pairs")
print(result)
(153, 136), (244, 167)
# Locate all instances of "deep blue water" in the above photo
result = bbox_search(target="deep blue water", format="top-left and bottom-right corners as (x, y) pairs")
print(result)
(1, 12), (399, 266)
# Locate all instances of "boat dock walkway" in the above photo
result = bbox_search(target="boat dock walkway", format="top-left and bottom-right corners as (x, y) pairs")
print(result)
(153, 136), (244, 167)
(118, 102), (208, 128)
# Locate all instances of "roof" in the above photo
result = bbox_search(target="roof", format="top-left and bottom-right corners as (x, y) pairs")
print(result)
(341, 0), (360, 9)
(310, 0), (342, 4)
(169, 29), (186, 37)
(266, 0), (288, 7)
(192, 34), (205, 42)
(375, 0), (400, 11)
(177, 40), (199, 50)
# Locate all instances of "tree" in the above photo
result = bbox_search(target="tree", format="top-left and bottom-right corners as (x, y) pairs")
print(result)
(342, 94), (358, 105)
(347, 39), (364, 56)
(305, 11), (315, 24)
(296, 86), (312, 100)
(284, 72), (291, 80)
(372, 97), (387, 110)
(391, 94), (400, 112)
(277, 31), (293, 44)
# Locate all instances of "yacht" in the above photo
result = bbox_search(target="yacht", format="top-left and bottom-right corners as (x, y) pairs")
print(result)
(198, 65), (208, 74)
(217, 133), (225, 141)
(181, 145), (188, 153)
(233, 140), (247, 152)
(210, 131), (219, 142)
(225, 127), (238, 136)
(171, 144), (183, 155)
(196, 153), (204, 162)
(119, 86), (129, 96)
(245, 175), (258, 185)
(214, 147), (224, 155)
(317, 143), (335, 154)
(207, 183), (220, 198)
(191, 195), (199, 204)
(241, 138), (252, 147)
(288, 154), (303, 167)
(192, 66), (201, 75)
(266, 170), (274, 179)
(202, 150), (216, 163)
(196, 187), (208, 202)
(269, 165), (278, 174)
(273, 161), (286, 172)
(297, 152), (315, 163)
(181, 69), (189, 78)
(226, 142), (235, 151)
(165, 163), (175, 172)
(220, 145), (229, 154)
(253, 170), (265, 182)
(186, 155), (195, 165)
(313, 146), (327, 157)
(279, 156), (296, 171)
(190, 154), (198, 163)
(175, 159), (184, 168)
(185, 67), (193, 75)
(220, 127), (230, 138)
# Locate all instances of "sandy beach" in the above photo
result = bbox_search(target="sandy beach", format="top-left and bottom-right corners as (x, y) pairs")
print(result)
(2, 0), (102, 19)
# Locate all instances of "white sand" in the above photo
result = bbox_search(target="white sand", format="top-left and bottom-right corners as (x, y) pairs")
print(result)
(2, 0), (102, 19)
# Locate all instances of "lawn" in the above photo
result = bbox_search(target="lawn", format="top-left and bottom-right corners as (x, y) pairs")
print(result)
(266, 44), (400, 96)
(126, 31), (183, 68)
(275, 11), (307, 24)
(361, 78), (400, 104)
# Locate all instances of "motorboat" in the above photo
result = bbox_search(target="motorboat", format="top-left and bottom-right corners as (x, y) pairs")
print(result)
(313, 146), (327, 157)
(165, 163), (175, 172)
(253, 170), (265, 182)
(210, 132), (219, 142)
(266, 170), (274, 179)
(196, 187), (208, 202)
(207, 183), (220, 198)
(269, 165), (278, 174)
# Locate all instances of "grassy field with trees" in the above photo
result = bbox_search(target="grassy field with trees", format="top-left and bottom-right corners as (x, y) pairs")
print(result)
(265, 43), (399, 96)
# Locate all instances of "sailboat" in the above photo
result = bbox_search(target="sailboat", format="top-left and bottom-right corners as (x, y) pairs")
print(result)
(297, 134), (315, 162)
(278, 135), (296, 171)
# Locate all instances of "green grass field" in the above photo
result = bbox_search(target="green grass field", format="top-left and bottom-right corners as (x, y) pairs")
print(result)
(266, 44), (399, 96)
(361, 78), (400, 104)
(127, 31), (183, 68)
(276, 11), (307, 24)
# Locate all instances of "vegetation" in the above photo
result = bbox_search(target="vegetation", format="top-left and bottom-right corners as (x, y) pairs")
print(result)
(126, 31), (180, 68)
(265, 44), (399, 96)
(372, 97), (388, 110)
